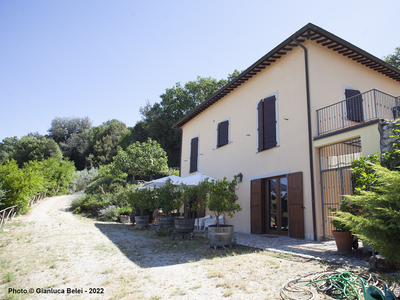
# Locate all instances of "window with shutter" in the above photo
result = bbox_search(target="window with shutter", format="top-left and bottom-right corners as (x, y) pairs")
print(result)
(345, 89), (363, 122)
(189, 137), (198, 173)
(258, 95), (277, 151)
(217, 120), (229, 147)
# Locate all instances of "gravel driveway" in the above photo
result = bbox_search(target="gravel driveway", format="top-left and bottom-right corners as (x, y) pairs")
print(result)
(1, 195), (361, 300)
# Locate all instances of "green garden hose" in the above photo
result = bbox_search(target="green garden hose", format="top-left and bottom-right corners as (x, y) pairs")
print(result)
(280, 270), (398, 300)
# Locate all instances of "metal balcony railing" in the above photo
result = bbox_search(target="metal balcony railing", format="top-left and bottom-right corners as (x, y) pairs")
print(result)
(317, 89), (399, 135)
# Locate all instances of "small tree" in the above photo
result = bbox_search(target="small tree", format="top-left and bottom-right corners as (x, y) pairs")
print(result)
(128, 188), (155, 216)
(181, 180), (209, 220)
(206, 177), (242, 227)
(335, 164), (400, 262)
(113, 138), (168, 181)
(155, 179), (182, 216)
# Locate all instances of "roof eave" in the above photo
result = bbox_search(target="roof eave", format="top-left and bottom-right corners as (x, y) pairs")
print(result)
(173, 23), (400, 129)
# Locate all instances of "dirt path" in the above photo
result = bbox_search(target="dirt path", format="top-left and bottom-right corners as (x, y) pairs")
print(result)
(1, 195), (358, 300)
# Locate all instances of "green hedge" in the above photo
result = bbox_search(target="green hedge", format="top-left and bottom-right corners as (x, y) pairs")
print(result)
(0, 158), (75, 213)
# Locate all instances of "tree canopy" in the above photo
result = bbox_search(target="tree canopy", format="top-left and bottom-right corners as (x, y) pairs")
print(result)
(112, 138), (168, 181)
(48, 116), (92, 144)
(0, 134), (62, 167)
(383, 46), (400, 69)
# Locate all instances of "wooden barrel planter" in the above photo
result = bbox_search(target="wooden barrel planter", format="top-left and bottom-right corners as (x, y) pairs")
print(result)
(129, 213), (136, 224)
(159, 216), (175, 229)
(120, 215), (130, 224)
(173, 218), (195, 240)
(208, 225), (234, 248)
(135, 215), (150, 228)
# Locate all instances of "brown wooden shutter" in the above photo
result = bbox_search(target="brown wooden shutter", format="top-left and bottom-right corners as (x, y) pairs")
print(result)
(287, 172), (304, 239)
(257, 100), (264, 152)
(250, 179), (264, 234)
(217, 120), (229, 147)
(263, 95), (277, 149)
(189, 137), (198, 173)
(345, 89), (363, 122)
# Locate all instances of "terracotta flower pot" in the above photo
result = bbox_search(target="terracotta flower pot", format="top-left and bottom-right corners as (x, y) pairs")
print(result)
(332, 230), (353, 252)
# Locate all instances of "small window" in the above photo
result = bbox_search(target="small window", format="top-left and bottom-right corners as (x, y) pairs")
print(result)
(258, 95), (277, 151)
(189, 137), (199, 173)
(217, 120), (229, 148)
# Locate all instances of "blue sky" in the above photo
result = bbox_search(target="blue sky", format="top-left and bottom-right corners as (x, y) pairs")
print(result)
(1, 0), (399, 141)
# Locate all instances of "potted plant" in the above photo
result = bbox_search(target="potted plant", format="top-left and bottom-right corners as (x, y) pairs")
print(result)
(155, 179), (183, 229)
(206, 176), (242, 248)
(128, 188), (155, 228)
(329, 199), (360, 252)
(177, 180), (210, 237)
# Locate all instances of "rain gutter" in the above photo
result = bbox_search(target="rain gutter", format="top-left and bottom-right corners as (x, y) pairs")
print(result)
(293, 37), (318, 241)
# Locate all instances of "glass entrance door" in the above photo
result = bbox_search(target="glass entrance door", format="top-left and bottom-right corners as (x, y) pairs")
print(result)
(265, 176), (288, 235)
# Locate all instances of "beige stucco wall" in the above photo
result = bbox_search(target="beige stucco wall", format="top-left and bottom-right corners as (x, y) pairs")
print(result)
(179, 39), (400, 240)
(306, 40), (400, 128)
(312, 122), (381, 240)
(307, 40), (400, 239)
(313, 123), (381, 155)
(180, 45), (315, 237)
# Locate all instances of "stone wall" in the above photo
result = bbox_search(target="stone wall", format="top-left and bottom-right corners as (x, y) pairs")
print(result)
(378, 119), (400, 153)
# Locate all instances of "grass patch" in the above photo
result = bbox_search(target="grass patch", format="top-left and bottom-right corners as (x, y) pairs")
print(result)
(3, 272), (14, 283)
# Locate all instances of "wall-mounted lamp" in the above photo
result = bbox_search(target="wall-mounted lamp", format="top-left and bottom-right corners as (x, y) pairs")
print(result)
(237, 173), (243, 182)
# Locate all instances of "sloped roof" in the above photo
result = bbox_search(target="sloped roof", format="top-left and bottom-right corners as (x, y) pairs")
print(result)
(173, 23), (400, 128)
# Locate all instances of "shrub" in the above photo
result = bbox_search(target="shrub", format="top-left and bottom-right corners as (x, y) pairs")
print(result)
(0, 181), (5, 206)
(39, 157), (76, 196)
(71, 193), (113, 217)
(127, 187), (156, 216)
(0, 160), (44, 212)
(329, 199), (360, 232)
(68, 168), (99, 194)
(113, 186), (132, 209)
(85, 177), (126, 195)
(337, 164), (400, 262)
(99, 205), (120, 222)
(118, 206), (132, 216)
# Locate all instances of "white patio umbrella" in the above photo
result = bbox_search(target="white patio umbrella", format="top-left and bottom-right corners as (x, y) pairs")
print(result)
(176, 173), (216, 187)
(136, 175), (181, 190)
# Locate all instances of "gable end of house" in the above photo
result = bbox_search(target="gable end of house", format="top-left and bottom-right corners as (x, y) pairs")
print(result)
(173, 23), (400, 129)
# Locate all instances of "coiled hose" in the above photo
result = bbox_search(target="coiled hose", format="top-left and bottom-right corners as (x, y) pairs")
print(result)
(280, 270), (398, 300)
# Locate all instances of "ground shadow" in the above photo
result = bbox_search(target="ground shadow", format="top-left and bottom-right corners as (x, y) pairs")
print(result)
(94, 222), (259, 269)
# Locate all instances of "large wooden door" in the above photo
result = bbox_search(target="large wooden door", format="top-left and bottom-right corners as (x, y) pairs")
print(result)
(250, 172), (304, 238)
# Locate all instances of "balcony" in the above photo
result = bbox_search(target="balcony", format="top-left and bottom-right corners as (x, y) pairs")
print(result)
(317, 89), (399, 136)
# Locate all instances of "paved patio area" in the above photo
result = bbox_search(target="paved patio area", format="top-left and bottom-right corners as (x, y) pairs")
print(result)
(233, 232), (370, 268)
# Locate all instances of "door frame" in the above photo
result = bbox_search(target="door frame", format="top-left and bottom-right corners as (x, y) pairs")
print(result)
(265, 175), (288, 236)
(250, 172), (304, 238)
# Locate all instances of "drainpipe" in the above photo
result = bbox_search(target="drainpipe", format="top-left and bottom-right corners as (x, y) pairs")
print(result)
(178, 128), (183, 177)
(293, 37), (318, 241)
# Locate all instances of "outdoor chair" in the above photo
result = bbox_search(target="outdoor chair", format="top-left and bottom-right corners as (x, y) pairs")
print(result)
(194, 215), (211, 229)
(204, 215), (224, 229)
